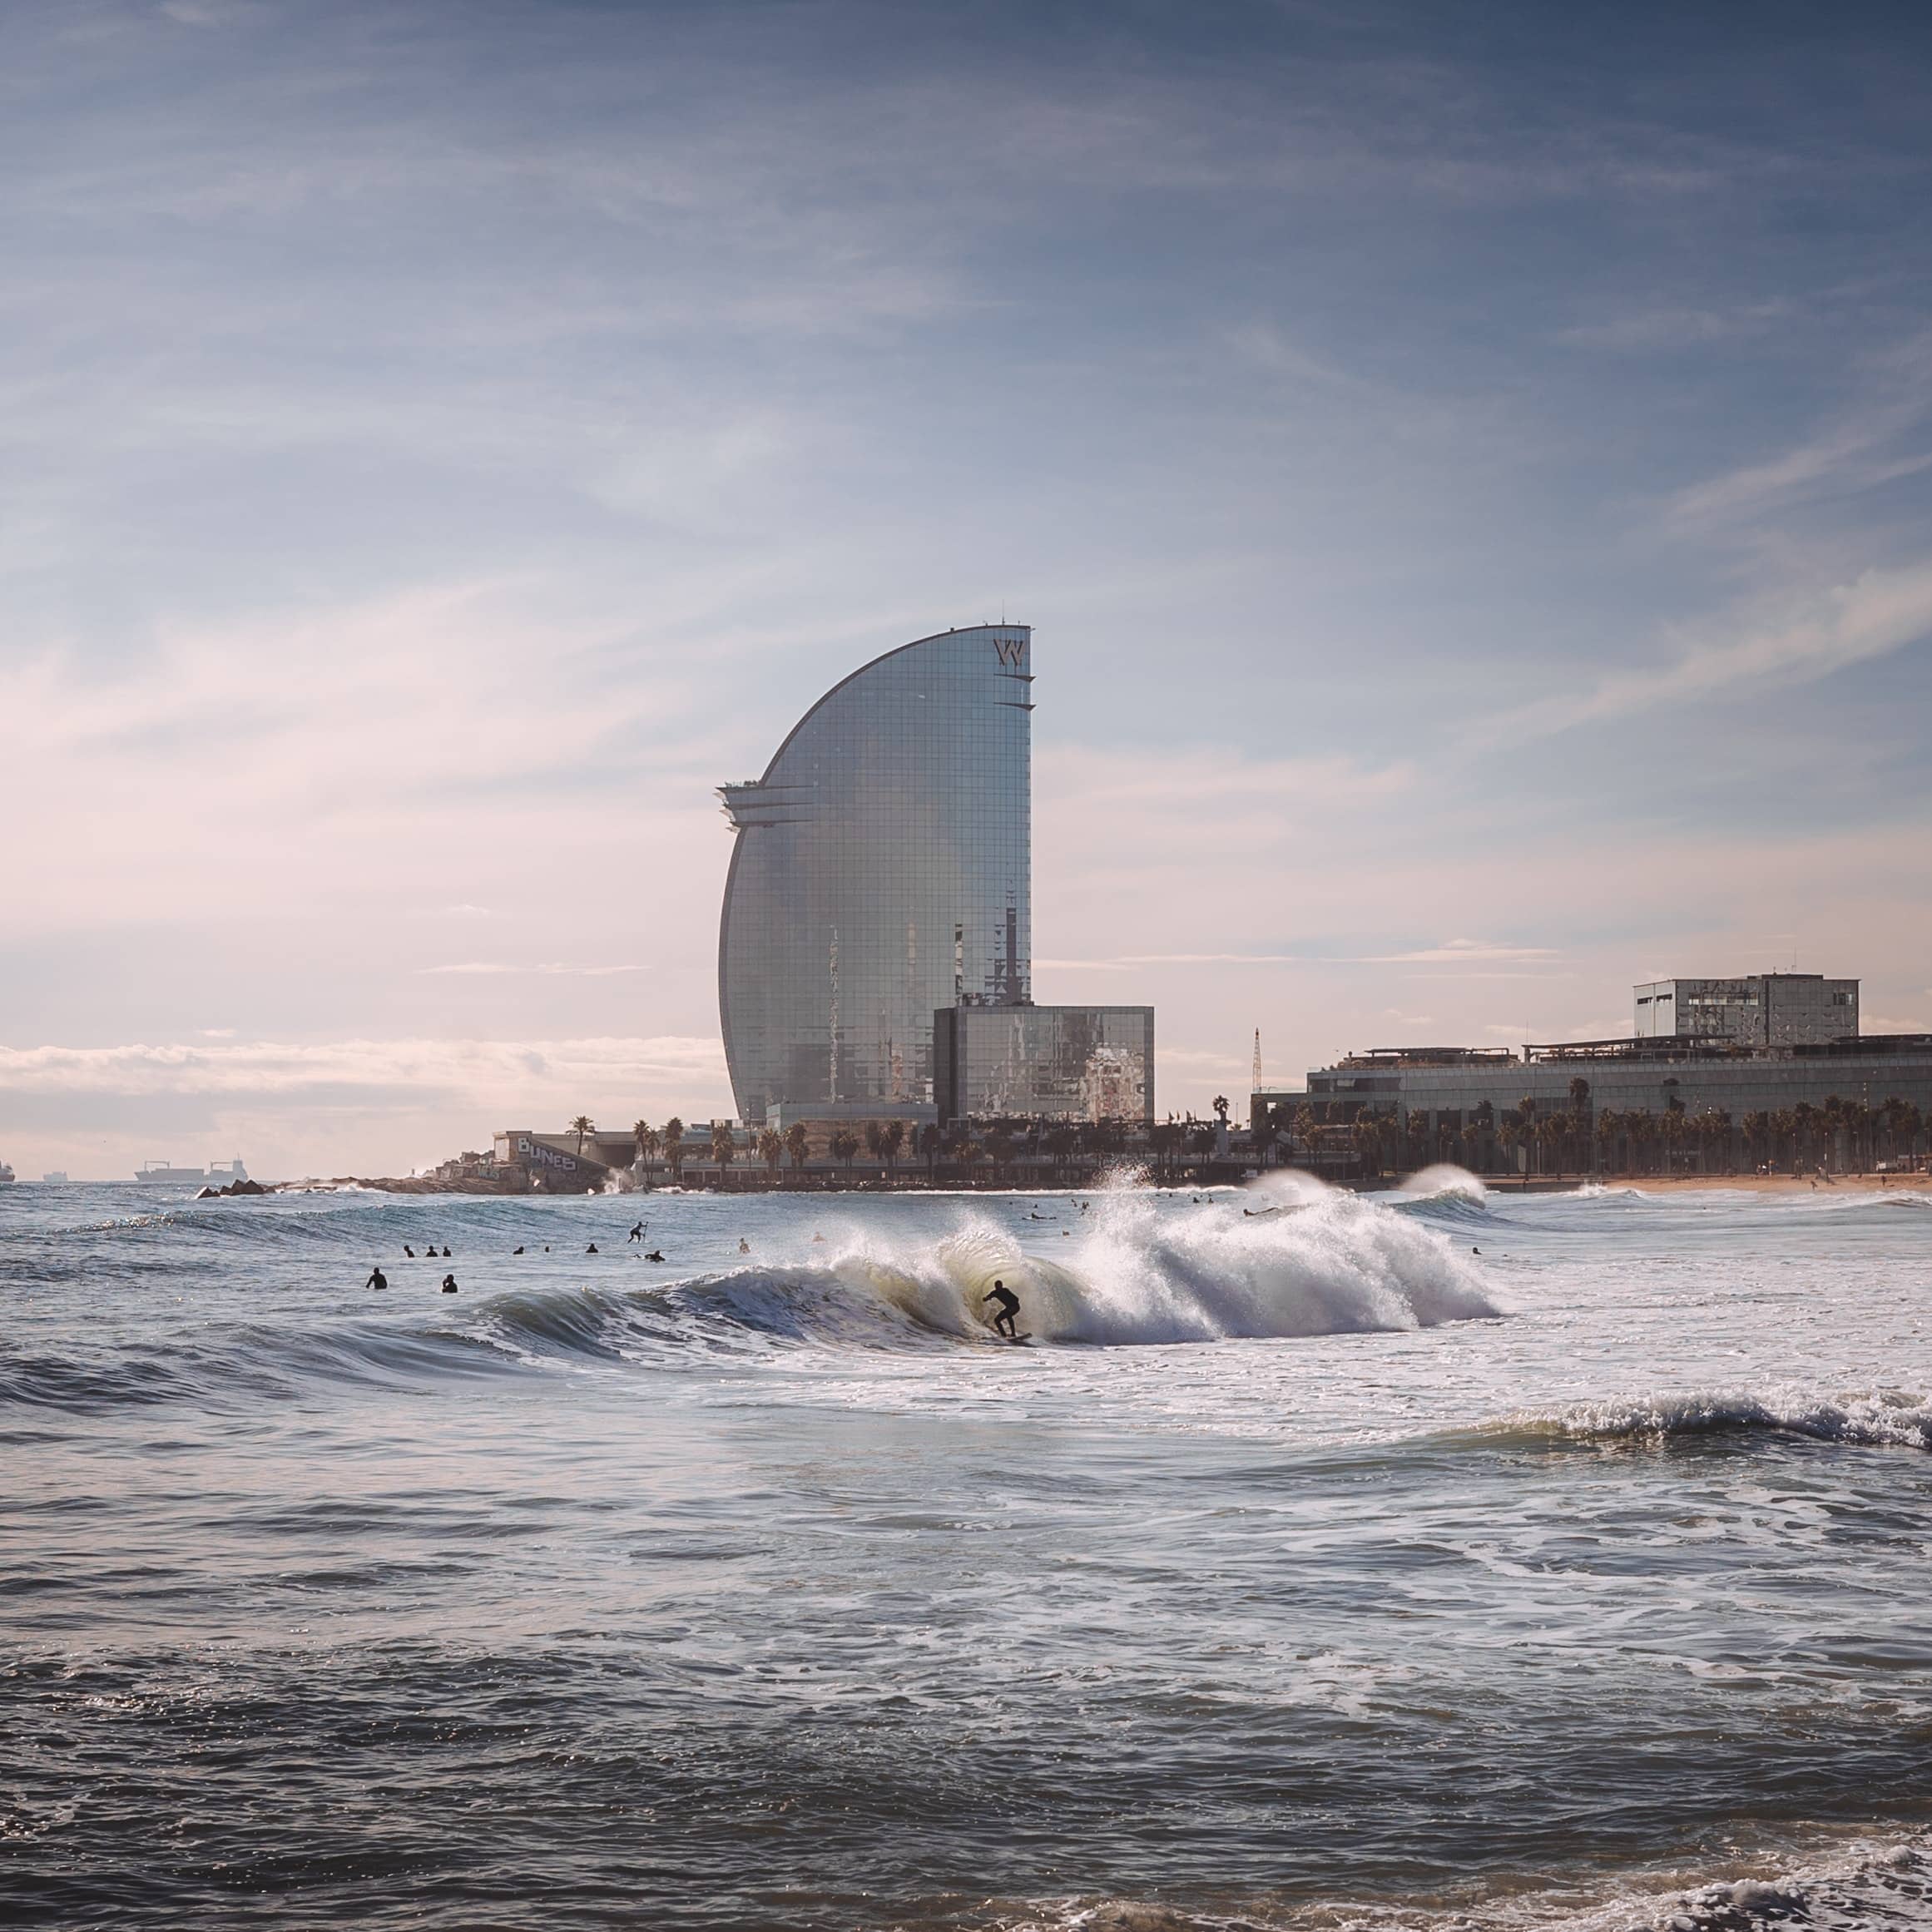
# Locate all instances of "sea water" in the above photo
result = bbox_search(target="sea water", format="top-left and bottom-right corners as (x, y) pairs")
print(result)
(2, 1177), (1928, 1930)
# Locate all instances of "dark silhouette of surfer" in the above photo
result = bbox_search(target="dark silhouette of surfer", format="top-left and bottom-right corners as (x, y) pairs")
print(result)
(982, 1278), (1021, 1339)
(628, 1222), (646, 1243)
(442, 1246), (452, 1258)
(738, 1237), (751, 1253)
(441, 1274), (458, 1293)
(404, 1245), (416, 1257)
(586, 1243), (599, 1255)
(365, 1266), (389, 1291)
(644, 1248), (665, 1262)
(513, 1246), (524, 1255)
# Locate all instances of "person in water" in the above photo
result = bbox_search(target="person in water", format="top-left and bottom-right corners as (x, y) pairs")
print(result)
(442, 1246), (453, 1258)
(738, 1237), (751, 1254)
(644, 1248), (665, 1262)
(365, 1266), (389, 1291)
(628, 1221), (646, 1243)
(404, 1245), (415, 1257)
(586, 1242), (598, 1255)
(441, 1274), (458, 1294)
(981, 1278), (1021, 1339)
(513, 1246), (524, 1255)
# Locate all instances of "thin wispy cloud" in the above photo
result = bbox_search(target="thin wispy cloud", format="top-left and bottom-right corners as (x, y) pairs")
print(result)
(419, 964), (649, 978)
(1480, 560), (1932, 744)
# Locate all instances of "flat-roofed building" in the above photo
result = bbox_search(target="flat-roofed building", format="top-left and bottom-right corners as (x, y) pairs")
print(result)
(935, 1003), (1155, 1125)
(1633, 973), (1857, 1046)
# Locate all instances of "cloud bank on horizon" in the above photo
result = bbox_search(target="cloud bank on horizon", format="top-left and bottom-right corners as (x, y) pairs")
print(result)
(4, 0), (1931, 1177)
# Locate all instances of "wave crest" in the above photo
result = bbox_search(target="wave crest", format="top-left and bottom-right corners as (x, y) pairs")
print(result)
(1501, 1387), (1931, 1453)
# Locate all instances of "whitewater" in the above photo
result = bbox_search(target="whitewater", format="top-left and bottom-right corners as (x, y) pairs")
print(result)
(2, 1177), (1928, 1930)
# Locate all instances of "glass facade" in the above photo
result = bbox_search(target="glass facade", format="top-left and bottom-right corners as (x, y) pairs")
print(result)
(934, 1005), (1157, 1125)
(718, 626), (1033, 1126)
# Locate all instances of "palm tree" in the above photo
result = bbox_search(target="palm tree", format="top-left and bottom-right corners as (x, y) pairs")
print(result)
(757, 1127), (783, 1181)
(663, 1116), (686, 1184)
(983, 1127), (1016, 1184)
(1593, 1107), (1620, 1175)
(1691, 1107), (1731, 1174)
(1517, 1097), (1538, 1177)
(785, 1121), (810, 1173)
(570, 1114), (595, 1158)
(863, 1120), (886, 1176)
(1352, 1112), (1383, 1181)
(881, 1117), (905, 1181)
(1791, 1102), (1817, 1174)
(709, 1119), (735, 1184)
(944, 1127), (978, 1181)
(918, 1122), (942, 1179)
(1880, 1095), (1921, 1168)
(829, 1128), (859, 1179)
(1659, 1103), (1687, 1176)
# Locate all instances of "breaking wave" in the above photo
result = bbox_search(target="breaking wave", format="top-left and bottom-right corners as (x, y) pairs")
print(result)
(1492, 1387), (1932, 1454)
(0, 1189), (1501, 1413)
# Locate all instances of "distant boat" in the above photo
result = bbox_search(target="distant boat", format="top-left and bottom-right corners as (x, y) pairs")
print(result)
(0, 1162), (14, 1187)
(135, 1158), (250, 1187)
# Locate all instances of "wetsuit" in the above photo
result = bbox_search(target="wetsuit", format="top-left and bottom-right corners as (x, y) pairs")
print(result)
(982, 1282), (1021, 1338)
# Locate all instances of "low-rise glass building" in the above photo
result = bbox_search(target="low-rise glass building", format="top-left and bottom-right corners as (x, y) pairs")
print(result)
(934, 1004), (1156, 1125)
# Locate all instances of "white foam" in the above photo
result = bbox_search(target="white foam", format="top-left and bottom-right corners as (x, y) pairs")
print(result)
(1534, 1385), (1932, 1452)
(700, 1185), (1503, 1348)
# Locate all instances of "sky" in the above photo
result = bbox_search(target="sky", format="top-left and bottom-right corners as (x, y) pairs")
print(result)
(5, 0), (1932, 1180)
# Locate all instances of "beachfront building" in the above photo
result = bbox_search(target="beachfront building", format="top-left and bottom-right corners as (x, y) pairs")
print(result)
(716, 622), (1159, 1132)
(934, 1003), (1157, 1126)
(717, 625), (1036, 1127)
(1251, 969), (1930, 1172)
(1633, 973), (1857, 1046)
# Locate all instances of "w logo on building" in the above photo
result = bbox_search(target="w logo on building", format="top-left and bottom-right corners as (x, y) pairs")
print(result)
(993, 635), (1026, 666)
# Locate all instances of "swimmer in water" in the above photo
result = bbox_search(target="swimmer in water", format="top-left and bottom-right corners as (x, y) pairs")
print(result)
(981, 1278), (1021, 1340)
(441, 1273), (458, 1294)
(738, 1237), (751, 1253)
(404, 1245), (416, 1257)
(645, 1249), (665, 1262)
(364, 1266), (389, 1291)
(442, 1246), (452, 1258)
(586, 1243), (598, 1255)
(513, 1246), (524, 1255)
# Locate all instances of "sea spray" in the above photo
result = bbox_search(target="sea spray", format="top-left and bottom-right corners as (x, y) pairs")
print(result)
(741, 1183), (1503, 1345)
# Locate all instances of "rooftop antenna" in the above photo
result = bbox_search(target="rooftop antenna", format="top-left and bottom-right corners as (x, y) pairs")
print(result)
(1251, 1028), (1262, 1092)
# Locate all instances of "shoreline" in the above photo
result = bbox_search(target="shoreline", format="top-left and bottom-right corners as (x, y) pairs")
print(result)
(1486, 1172), (1928, 1196)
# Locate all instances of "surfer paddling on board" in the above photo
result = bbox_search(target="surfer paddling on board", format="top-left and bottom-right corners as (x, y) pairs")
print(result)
(981, 1278), (1022, 1340)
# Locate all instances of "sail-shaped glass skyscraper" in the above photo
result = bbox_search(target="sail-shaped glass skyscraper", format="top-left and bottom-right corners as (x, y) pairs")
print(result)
(717, 625), (1035, 1126)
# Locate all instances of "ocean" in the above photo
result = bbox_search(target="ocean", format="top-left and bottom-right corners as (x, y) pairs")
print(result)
(2, 1175), (1928, 1930)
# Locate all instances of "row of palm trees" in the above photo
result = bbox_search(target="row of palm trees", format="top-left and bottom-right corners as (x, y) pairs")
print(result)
(1310, 1087), (1927, 1180)
(562, 1112), (1193, 1187)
